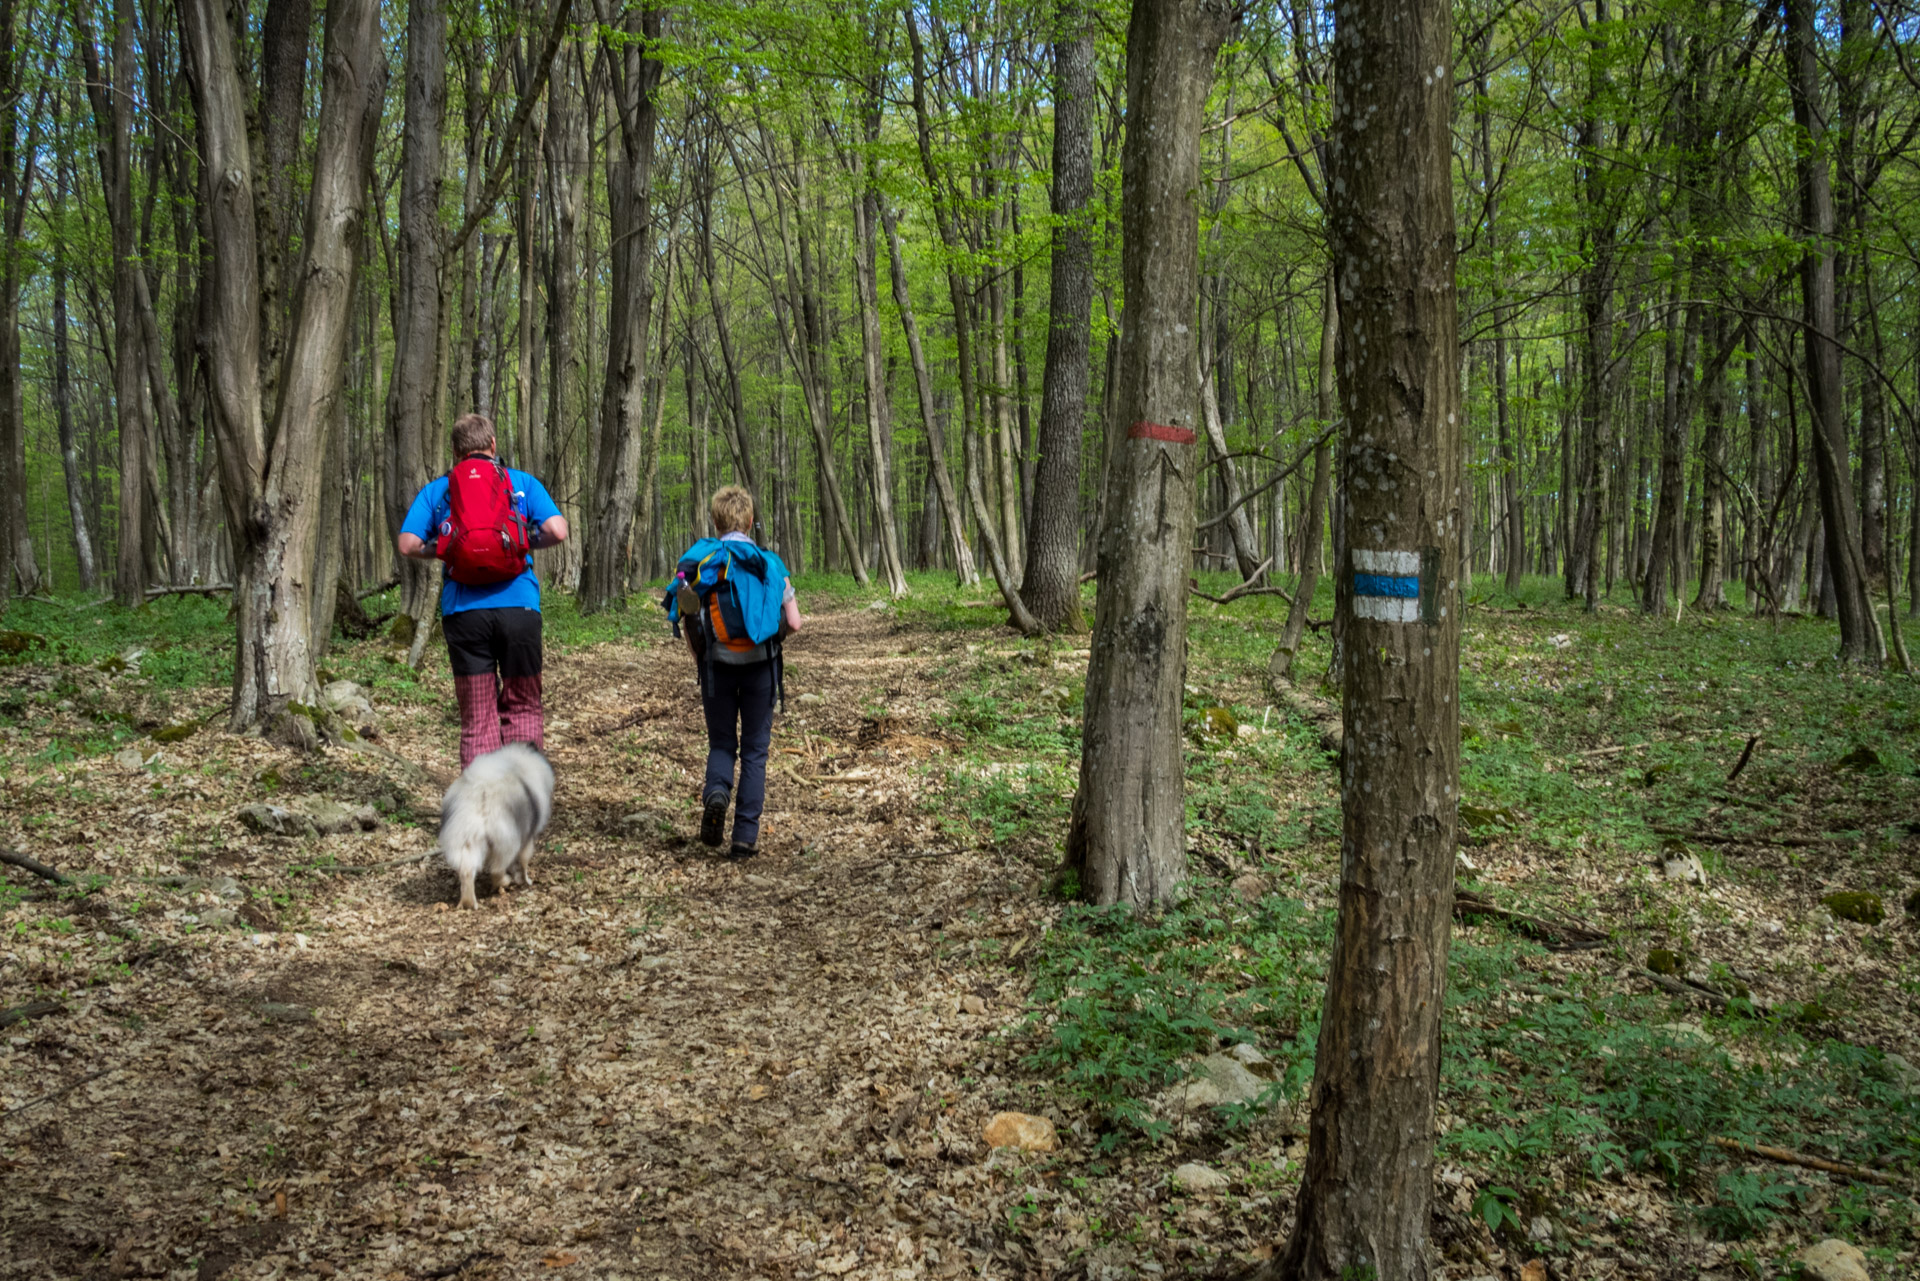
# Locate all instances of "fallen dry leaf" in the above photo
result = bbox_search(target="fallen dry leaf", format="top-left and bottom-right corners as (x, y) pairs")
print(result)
(1521, 1260), (1547, 1281)
(542, 1252), (580, 1269)
(273, 1189), (287, 1219)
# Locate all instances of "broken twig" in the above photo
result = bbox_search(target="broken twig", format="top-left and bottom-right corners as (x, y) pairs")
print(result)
(0, 848), (73, 885)
(1711, 1136), (1902, 1187)
(1726, 734), (1761, 782)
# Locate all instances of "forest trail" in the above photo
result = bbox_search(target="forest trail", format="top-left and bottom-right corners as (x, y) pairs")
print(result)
(1, 612), (1064, 1281)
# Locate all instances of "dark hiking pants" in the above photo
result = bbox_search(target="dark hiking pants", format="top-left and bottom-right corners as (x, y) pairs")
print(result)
(701, 657), (774, 847)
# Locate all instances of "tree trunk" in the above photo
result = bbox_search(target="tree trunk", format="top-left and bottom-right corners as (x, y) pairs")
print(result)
(81, 0), (149, 605)
(1271, 276), (1335, 680)
(579, 3), (664, 613)
(385, 0), (447, 628)
(0, 0), (40, 600)
(1694, 315), (1734, 609)
(1643, 294), (1702, 614)
(257, 0), (312, 420)
(1019, 0), (1094, 629)
(51, 130), (100, 591)
(1268, 0), (1460, 1268)
(184, 0), (383, 734)
(1065, 0), (1231, 908)
(849, 92), (908, 598)
(905, 16), (1033, 627)
(1785, 0), (1884, 663)
(882, 206), (977, 586)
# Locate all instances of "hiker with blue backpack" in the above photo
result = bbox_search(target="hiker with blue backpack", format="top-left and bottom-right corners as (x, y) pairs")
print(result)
(664, 486), (801, 860)
(397, 413), (568, 768)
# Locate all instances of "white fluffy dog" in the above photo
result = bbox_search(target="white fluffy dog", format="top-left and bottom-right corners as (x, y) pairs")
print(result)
(439, 743), (554, 909)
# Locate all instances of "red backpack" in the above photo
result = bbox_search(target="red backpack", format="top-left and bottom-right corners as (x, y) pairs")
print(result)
(435, 454), (531, 585)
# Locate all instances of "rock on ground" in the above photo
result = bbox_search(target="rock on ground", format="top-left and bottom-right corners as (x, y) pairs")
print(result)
(982, 1111), (1057, 1152)
(1795, 1238), (1871, 1281)
(1170, 1162), (1229, 1193)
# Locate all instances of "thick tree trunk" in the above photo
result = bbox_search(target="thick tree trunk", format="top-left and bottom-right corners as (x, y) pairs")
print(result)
(384, 0), (447, 628)
(1268, 0), (1460, 1268)
(544, 42), (584, 587)
(882, 207), (977, 586)
(257, 0), (312, 418)
(579, 3), (664, 612)
(1065, 0), (1232, 908)
(1019, 0), (1094, 629)
(184, 0), (383, 734)
(1785, 0), (1884, 663)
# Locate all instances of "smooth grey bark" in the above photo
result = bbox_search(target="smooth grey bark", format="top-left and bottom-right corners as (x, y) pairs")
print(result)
(183, 0), (383, 733)
(1267, 0), (1460, 1266)
(384, 0), (447, 629)
(80, 0), (148, 604)
(882, 206), (978, 586)
(51, 126), (99, 591)
(851, 180), (909, 598)
(1785, 0), (1884, 663)
(904, 16), (1034, 630)
(0, 0), (40, 600)
(1271, 276), (1335, 681)
(1019, 0), (1094, 629)
(1065, 0), (1233, 908)
(579, 1), (664, 612)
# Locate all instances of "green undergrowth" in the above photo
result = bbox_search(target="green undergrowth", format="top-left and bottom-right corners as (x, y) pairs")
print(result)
(1017, 883), (1918, 1256)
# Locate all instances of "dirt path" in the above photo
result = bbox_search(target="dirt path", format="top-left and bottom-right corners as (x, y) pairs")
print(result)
(0, 613), (1065, 1280)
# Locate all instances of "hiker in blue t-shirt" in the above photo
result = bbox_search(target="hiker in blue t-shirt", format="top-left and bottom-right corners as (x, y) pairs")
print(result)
(397, 413), (567, 768)
(665, 486), (800, 860)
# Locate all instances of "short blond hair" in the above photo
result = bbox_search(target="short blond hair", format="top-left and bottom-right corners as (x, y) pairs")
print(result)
(710, 486), (755, 536)
(452, 413), (495, 457)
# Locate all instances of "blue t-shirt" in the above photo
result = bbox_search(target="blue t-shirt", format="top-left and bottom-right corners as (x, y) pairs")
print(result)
(401, 465), (562, 615)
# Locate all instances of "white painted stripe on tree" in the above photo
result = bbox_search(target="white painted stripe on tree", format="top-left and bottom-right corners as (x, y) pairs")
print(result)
(1354, 595), (1420, 623)
(1353, 548), (1420, 575)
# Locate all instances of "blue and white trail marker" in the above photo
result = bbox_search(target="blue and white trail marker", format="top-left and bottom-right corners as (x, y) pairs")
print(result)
(1352, 549), (1432, 624)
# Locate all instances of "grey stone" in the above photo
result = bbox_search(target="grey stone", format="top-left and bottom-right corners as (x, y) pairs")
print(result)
(291, 795), (381, 835)
(320, 680), (375, 719)
(1872, 1052), (1920, 1096)
(197, 908), (238, 929)
(237, 804), (317, 837)
(1170, 1162), (1230, 1193)
(1663, 854), (1707, 885)
(255, 1001), (314, 1024)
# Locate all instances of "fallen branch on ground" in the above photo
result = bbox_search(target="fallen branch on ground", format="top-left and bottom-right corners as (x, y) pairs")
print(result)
(596, 706), (669, 735)
(1726, 734), (1761, 782)
(0, 848), (73, 885)
(0, 1001), (64, 1029)
(292, 854), (428, 878)
(1711, 1136), (1903, 1187)
(1652, 826), (1840, 848)
(1, 1068), (115, 1121)
(355, 576), (401, 601)
(143, 583), (232, 598)
(1639, 968), (1731, 1010)
(1453, 891), (1608, 951)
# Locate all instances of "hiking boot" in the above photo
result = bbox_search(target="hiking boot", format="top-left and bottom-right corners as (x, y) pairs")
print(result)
(699, 791), (729, 847)
(725, 842), (759, 861)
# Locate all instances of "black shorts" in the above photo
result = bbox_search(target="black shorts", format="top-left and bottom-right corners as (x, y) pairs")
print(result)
(442, 607), (543, 679)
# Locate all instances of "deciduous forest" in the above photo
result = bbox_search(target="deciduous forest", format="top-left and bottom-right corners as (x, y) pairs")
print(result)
(0, 0), (1915, 1277)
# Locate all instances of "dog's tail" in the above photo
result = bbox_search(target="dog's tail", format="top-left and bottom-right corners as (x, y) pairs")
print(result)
(439, 779), (521, 876)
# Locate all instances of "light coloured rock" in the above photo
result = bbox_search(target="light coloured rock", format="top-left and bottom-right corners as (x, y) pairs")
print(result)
(1657, 1021), (1712, 1048)
(291, 794), (381, 835)
(1663, 854), (1707, 885)
(1230, 872), (1271, 903)
(1527, 1215), (1555, 1243)
(1170, 1162), (1229, 1193)
(1795, 1238), (1870, 1281)
(1875, 1052), (1920, 1096)
(982, 1111), (1057, 1152)
(113, 745), (154, 771)
(961, 994), (988, 1016)
(1226, 1043), (1272, 1069)
(236, 803), (317, 837)
(320, 679), (374, 719)
(797, 692), (826, 707)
